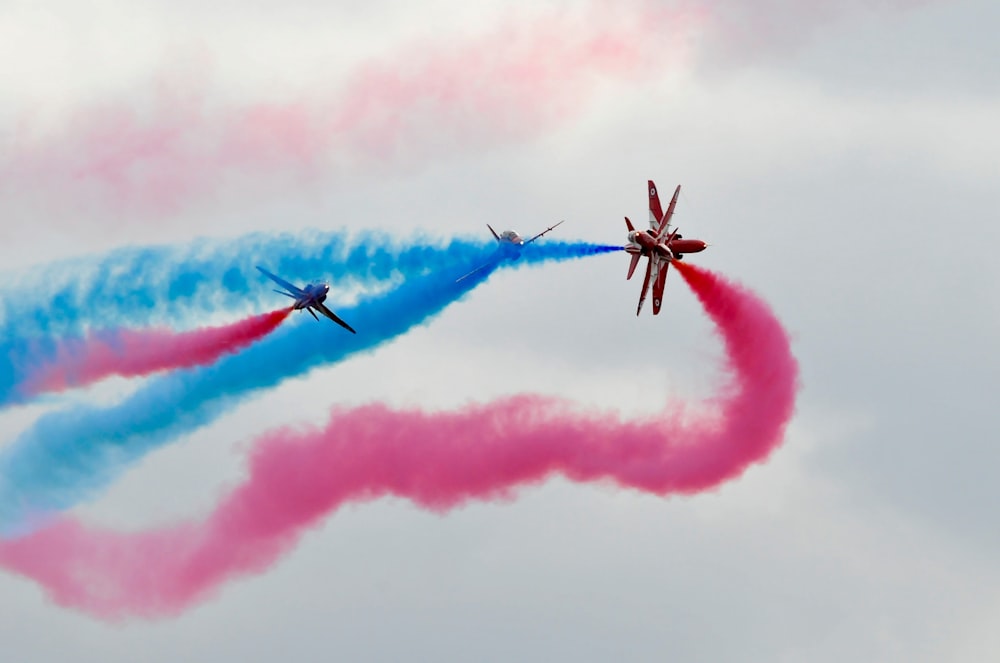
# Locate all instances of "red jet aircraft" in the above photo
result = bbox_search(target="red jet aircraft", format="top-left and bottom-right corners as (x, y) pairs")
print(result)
(625, 181), (707, 315)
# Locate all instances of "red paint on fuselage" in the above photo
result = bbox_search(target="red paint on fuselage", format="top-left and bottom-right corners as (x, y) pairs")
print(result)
(626, 180), (709, 316)
(629, 231), (706, 259)
(670, 239), (707, 254)
(633, 230), (659, 251)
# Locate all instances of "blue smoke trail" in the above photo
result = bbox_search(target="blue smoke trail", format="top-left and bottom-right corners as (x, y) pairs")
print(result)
(0, 231), (485, 335)
(0, 232), (510, 406)
(0, 241), (620, 533)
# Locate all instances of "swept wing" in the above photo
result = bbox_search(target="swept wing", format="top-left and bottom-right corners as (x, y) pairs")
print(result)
(636, 258), (654, 315)
(524, 219), (565, 245)
(648, 180), (665, 229)
(651, 258), (670, 315)
(654, 185), (681, 238)
(256, 266), (306, 296)
(315, 302), (357, 334)
(456, 260), (496, 283)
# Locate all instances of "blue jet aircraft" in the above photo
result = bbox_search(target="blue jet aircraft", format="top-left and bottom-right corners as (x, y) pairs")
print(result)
(256, 266), (356, 334)
(457, 220), (565, 282)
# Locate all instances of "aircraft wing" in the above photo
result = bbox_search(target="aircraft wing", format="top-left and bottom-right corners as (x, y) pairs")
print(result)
(655, 185), (681, 238)
(648, 180), (664, 230)
(456, 261), (493, 283)
(315, 302), (357, 334)
(256, 266), (306, 296)
(651, 257), (670, 315)
(636, 257), (653, 316)
(524, 219), (565, 244)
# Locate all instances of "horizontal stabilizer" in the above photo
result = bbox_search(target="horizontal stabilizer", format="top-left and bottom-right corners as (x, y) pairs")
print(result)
(627, 253), (641, 280)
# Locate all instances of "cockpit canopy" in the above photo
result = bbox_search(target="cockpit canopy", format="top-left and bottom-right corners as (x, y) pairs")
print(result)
(306, 282), (329, 295)
(500, 230), (521, 242)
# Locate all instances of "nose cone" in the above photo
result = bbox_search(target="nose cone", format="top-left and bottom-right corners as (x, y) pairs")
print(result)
(674, 238), (707, 253)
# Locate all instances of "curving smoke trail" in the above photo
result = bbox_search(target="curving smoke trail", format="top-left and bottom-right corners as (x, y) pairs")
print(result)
(0, 232), (488, 339)
(0, 232), (576, 404)
(0, 241), (618, 533)
(0, 262), (798, 619)
(18, 308), (292, 398)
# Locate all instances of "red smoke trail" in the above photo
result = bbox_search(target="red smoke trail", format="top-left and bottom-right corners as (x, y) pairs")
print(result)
(23, 308), (292, 395)
(0, 264), (798, 619)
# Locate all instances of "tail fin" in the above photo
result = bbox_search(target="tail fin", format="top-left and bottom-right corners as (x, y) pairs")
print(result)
(487, 224), (500, 242)
(648, 180), (664, 230)
(625, 216), (635, 232)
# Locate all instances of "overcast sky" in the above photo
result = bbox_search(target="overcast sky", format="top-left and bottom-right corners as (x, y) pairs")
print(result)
(1, 1), (997, 661)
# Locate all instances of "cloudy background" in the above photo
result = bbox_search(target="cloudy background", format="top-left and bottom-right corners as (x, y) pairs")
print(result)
(1, 0), (997, 660)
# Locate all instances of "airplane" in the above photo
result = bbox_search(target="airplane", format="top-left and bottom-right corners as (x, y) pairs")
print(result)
(457, 220), (565, 281)
(256, 266), (356, 333)
(624, 181), (707, 316)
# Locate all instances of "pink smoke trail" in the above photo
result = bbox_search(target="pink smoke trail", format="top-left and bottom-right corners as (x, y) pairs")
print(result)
(3, 6), (697, 217)
(0, 263), (798, 619)
(2, 1), (939, 221)
(21, 308), (292, 396)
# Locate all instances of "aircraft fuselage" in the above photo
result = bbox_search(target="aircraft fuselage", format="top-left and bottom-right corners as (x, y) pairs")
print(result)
(628, 229), (706, 259)
(496, 233), (527, 260)
(456, 220), (564, 282)
(293, 283), (330, 310)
